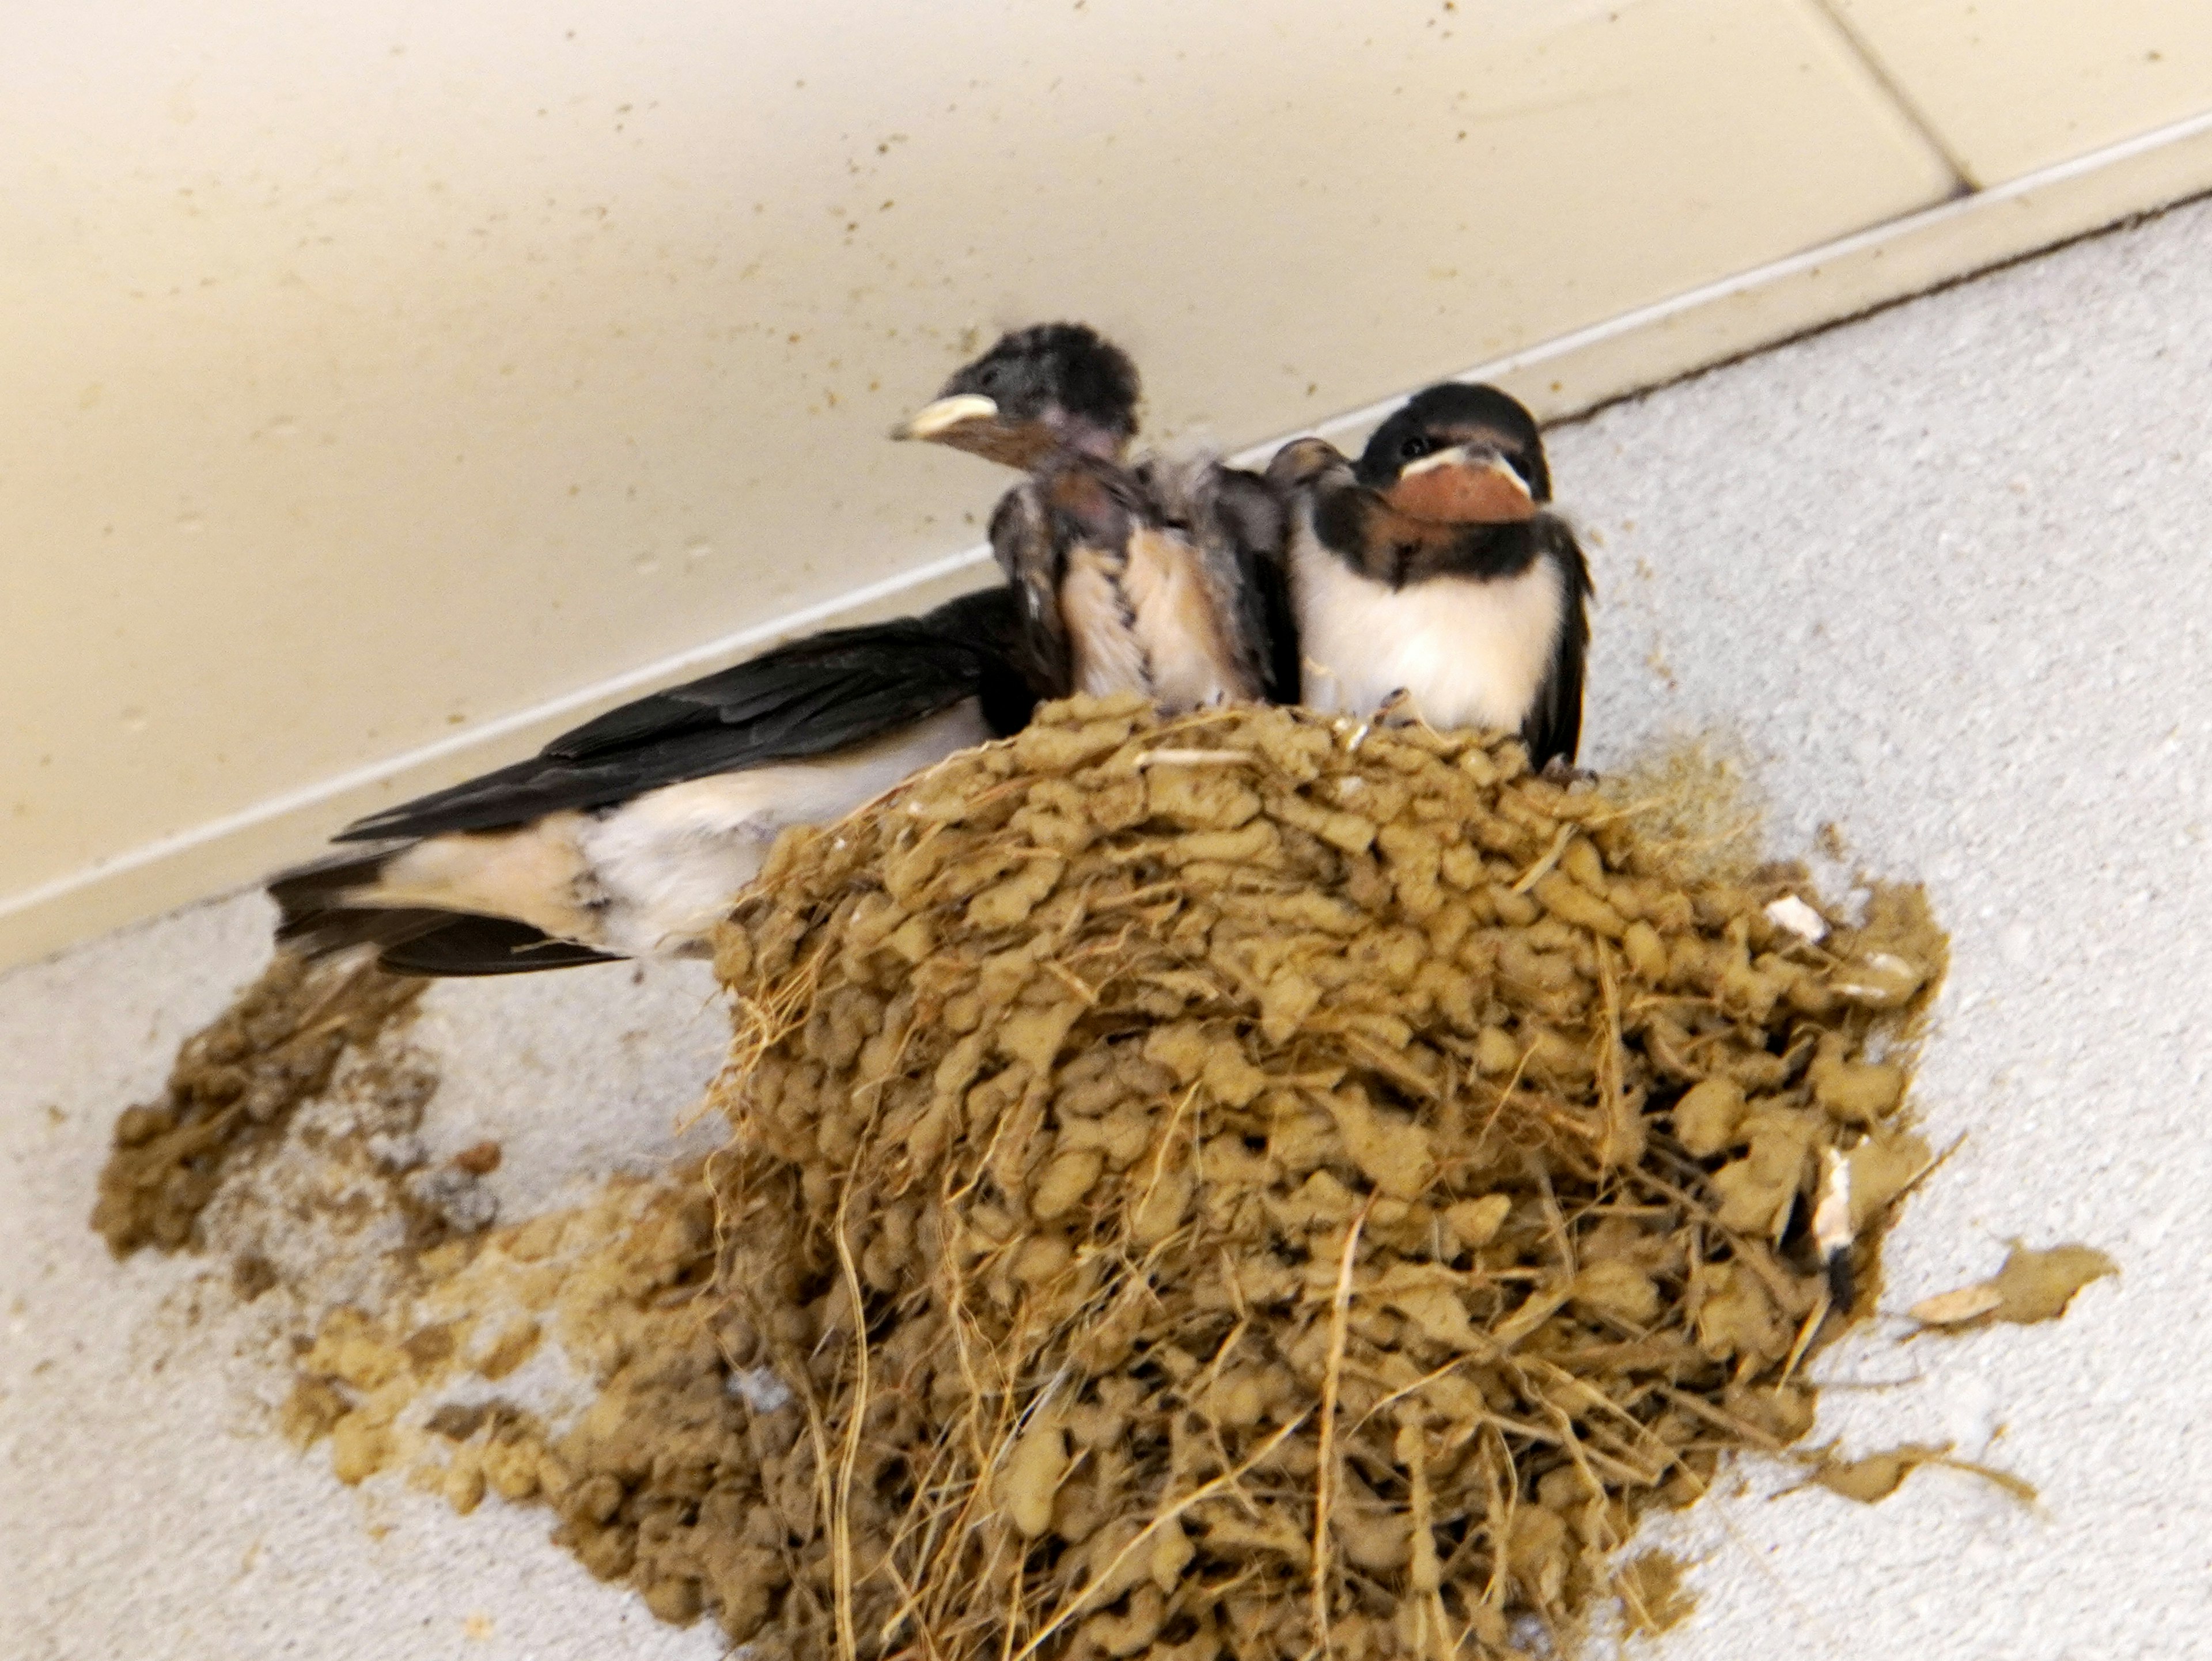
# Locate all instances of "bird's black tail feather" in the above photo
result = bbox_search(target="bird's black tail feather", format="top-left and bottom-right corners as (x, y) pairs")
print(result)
(267, 847), (415, 955)
(377, 916), (622, 976)
(267, 849), (619, 977)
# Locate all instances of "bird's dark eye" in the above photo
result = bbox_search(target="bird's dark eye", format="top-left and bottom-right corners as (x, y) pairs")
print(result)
(1398, 434), (1432, 462)
(978, 365), (1003, 391)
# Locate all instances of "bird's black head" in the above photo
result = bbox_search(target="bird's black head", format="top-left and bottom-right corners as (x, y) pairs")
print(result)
(1354, 382), (1550, 524)
(894, 323), (1141, 471)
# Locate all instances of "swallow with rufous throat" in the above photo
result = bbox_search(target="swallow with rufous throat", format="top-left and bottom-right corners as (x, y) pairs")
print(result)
(1267, 381), (1589, 768)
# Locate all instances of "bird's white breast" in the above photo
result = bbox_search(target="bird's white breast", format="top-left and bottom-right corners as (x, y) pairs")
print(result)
(1290, 516), (1564, 733)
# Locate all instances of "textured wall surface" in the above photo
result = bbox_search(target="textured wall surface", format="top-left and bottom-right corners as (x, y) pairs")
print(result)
(6, 189), (2209, 1659)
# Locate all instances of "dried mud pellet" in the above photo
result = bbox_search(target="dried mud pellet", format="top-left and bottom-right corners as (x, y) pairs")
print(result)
(1518, 1026), (1592, 1086)
(1248, 712), (1332, 781)
(1571, 1260), (1661, 1325)
(1473, 1026), (1520, 1076)
(1261, 890), (1366, 935)
(1082, 1583), (1166, 1655)
(1064, 1103), (1156, 1169)
(1832, 950), (1927, 1008)
(997, 1002), (1084, 1072)
(1011, 712), (1139, 773)
(1129, 1169), (1194, 1245)
(1445, 1194), (1512, 1249)
(328, 1412), (392, 1486)
(1012, 1234), (1074, 1285)
(1560, 836), (1607, 888)
(1533, 870), (1627, 939)
(1671, 1078), (1747, 1156)
(998, 1421), (1070, 1538)
(1257, 972), (1322, 1043)
(573, 1523), (637, 1583)
(1438, 840), (1484, 890)
(1413, 961), (1479, 1032)
(442, 1458), (488, 1516)
(1141, 1022), (1210, 1083)
(1488, 884), (1541, 927)
(1810, 1049), (1905, 1123)
(1847, 1130), (1930, 1227)
(279, 1378), (349, 1448)
(1031, 1150), (1104, 1220)
(478, 1320), (542, 1382)
(1200, 1045), (1269, 1108)
(1622, 919), (1668, 981)
(1424, 896), (1476, 955)
(1172, 821), (1283, 869)
(967, 856), (1066, 930)
(484, 1438), (542, 1501)
(1271, 788), (1377, 854)
(112, 1105), (173, 1148)
(1709, 1158), (1791, 1235)
(1980, 1242), (2118, 1324)
(642, 1577), (704, 1625)
(1145, 766), (1262, 831)
(1908, 1283), (2006, 1326)
(1690, 1265), (1785, 1361)
(1497, 936), (1579, 994)
(1346, 775), (1411, 823)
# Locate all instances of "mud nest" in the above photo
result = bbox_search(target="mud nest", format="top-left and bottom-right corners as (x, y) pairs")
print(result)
(701, 694), (1945, 1661)
(93, 953), (425, 1254)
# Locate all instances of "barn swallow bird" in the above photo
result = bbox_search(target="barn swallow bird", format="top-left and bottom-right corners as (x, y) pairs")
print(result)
(269, 587), (1035, 975)
(899, 324), (1298, 711)
(1267, 382), (1590, 768)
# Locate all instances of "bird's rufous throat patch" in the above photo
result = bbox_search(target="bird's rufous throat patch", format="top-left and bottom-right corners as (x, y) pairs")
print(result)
(1386, 449), (1537, 524)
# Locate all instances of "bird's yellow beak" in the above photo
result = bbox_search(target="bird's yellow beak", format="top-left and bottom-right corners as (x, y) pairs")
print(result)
(891, 393), (1001, 443)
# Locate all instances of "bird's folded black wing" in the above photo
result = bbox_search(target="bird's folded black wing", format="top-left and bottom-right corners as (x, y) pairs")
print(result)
(545, 593), (1010, 760)
(1204, 464), (1300, 704)
(986, 479), (1074, 700)
(1521, 517), (1593, 769)
(337, 588), (1022, 843)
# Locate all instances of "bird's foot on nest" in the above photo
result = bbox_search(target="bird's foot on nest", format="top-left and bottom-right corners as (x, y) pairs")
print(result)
(1374, 688), (1419, 726)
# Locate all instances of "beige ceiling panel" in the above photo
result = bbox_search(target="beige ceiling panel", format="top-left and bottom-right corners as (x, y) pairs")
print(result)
(1830, 0), (2212, 184)
(2, 0), (1950, 960)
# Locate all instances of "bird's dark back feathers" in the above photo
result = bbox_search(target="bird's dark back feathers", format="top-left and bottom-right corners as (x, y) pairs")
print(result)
(337, 587), (1031, 843)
